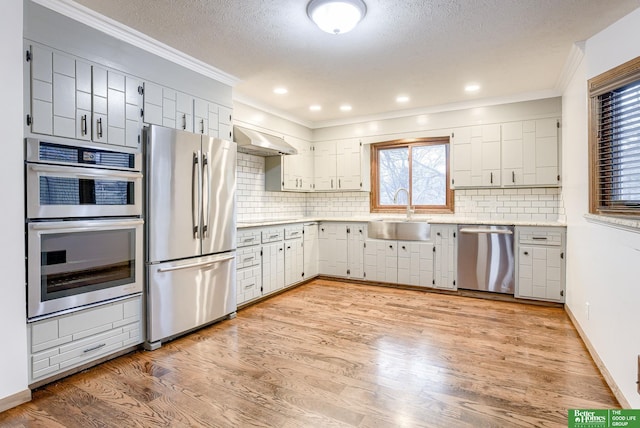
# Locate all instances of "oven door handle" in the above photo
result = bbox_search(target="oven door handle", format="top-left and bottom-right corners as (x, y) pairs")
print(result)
(29, 219), (144, 231)
(28, 164), (143, 180)
(156, 254), (235, 273)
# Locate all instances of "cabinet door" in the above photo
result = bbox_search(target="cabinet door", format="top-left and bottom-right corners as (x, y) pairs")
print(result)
(518, 246), (563, 302)
(433, 225), (457, 290)
(91, 66), (108, 144)
(106, 70), (126, 146)
(194, 98), (209, 135)
(364, 239), (397, 283)
(481, 124), (501, 187)
(29, 45), (54, 135)
(451, 127), (472, 188)
(142, 81), (163, 126)
(502, 121), (523, 186)
(52, 52), (76, 138)
(303, 224), (319, 279)
(533, 118), (559, 185)
(285, 238), (304, 286)
(208, 103), (220, 137)
(176, 91), (194, 132)
(336, 140), (362, 190)
(263, 242), (285, 294)
(237, 265), (262, 305)
(347, 224), (365, 279)
(314, 142), (337, 191)
(318, 223), (347, 276)
(125, 76), (143, 149)
(75, 61), (92, 141)
(398, 241), (434, 287)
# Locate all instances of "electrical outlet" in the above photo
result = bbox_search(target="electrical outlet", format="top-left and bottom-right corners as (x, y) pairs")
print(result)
(585, 302), (590, 320)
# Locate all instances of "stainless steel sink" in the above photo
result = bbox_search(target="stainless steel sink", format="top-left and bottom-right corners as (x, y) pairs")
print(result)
(367, 219), (431, 241)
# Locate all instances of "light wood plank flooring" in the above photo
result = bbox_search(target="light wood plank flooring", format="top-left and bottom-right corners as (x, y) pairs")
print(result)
(0, 279), (618, 427)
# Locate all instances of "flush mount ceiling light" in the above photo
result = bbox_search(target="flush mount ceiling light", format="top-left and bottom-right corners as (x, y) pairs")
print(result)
(307, 0), (367, 35)
(273, 87), (288, 95)
(465, 84), (481, 92)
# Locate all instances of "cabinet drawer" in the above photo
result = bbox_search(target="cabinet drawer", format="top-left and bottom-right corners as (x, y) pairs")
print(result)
(237, 246), (261, 269)
(237, 265), (262, 304)
(285, 226), (303, 240)
(237, 229), (261, 248)
(519, 229), (562, 246)
(262, 227), (284, 243)
(29, 296), (142, 382)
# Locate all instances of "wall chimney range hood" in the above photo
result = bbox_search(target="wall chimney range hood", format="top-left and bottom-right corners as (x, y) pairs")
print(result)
(233, 126), (298, 156)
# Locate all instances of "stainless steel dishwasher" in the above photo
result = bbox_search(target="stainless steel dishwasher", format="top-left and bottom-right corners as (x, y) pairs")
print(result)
(457, 225), (515, 294)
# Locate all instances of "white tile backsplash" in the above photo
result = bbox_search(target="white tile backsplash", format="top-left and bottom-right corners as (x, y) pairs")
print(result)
(236, 152), (564, 222)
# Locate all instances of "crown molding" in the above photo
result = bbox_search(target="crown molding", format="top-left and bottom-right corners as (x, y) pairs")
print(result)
(233, 93), (315, 129)
(555, 41), (586, 94)
(31, 0), (240, 87)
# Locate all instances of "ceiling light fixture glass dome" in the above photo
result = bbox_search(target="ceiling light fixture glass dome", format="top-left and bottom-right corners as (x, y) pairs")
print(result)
(307, 0), (367, 35)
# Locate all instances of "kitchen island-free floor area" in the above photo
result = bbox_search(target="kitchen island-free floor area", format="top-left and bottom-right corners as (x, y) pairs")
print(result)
(0, 279), (618, 427)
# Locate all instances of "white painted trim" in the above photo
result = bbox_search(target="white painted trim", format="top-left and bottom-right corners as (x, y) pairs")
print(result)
(555, 41), (586, 94)
(565, 305), (629, 408)
(0, 389), (31, 413)
(31, 0), (240, 87)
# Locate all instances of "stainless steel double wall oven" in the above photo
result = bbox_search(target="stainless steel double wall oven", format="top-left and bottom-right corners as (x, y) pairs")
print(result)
(25, 137), (143, 320)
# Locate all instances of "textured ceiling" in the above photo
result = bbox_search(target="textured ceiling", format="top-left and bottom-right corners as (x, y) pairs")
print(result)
(73, 0), (640, 127)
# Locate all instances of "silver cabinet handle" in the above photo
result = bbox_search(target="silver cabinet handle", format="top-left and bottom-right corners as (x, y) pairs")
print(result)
(28, 164), (142, 180)
(200, 119), (205, 134)
(339, 179), (341, 188)
(97, 117), (103, 138)
(512, 170), (515, 183)
(81, 114), (87, 136)
(242, 256), (254, 262)
(192, 152), (200, 238)
(459, 228), (513, 235)
(532, 236), (548, 240)
(490, 172), (493, 184)
(157, 254), (235, 273)
(202, 153), (210, 236)
(83, 343), (106, 353)
(244, 283), (255, 290)
(182, 113), (187, 130)
(242, 237), (256, 242)
(331, 178), (334, 188)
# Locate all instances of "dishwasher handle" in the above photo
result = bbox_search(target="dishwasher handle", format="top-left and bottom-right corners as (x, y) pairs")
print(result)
(459, 228), (513, 235)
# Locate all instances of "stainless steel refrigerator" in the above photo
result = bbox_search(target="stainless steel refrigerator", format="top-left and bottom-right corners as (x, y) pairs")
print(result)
(144, 125), (237, 348)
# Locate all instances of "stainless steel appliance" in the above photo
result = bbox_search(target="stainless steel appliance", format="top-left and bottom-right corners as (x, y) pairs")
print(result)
(145, 125), (237, 348)
(25, 138), (144, 320)
(25, 138), (142, 219)
(457, 225), (515, 294)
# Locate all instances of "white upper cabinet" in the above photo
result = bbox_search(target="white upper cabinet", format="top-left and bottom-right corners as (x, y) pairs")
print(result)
(265, 138), (314, 192)
(314, 140), (369, 192)
(452, 117), (560, 188)
(502, 118), (560, 186)
(27, 43), (142, 148)
(452, 124), (501, 188)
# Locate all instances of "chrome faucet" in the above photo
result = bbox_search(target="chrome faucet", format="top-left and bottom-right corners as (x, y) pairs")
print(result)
(393, 188), (414, 219)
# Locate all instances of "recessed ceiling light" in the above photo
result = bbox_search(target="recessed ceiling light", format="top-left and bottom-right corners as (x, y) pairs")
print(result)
(465, 84), (480, 92)
(340, 105), (352, 112)
(396, 95), (410, 103)
(309, 105), (322, 111)
(273, 87), (288, 95)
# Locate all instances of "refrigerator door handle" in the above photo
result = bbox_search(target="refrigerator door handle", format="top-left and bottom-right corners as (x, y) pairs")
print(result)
(192, 151), (201, 239)
(202, 152), (210, 236)
(156, 253), (235, 273)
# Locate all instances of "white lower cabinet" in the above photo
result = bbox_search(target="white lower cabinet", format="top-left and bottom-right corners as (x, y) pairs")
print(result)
(318, 222), (365, 279)
(515, 226), (566, 303)
(262, 241), (285, 294)
(303, 223), (319, 279)
(284, 225), (304, 286)
(398, 241), (435, 287)
(432, 225), (457, 290)
(236, 229), (262, 305)
(364, 239), (435, 287)
(28, 295), (143, 385)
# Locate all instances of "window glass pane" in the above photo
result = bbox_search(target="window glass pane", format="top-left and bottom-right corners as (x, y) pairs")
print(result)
(610, 80), (640, 205)
(412, 144), (447, 205)
(378, 147), (409, 205)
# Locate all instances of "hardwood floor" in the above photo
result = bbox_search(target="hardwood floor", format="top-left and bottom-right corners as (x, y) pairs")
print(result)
(0, 279), (618, 427)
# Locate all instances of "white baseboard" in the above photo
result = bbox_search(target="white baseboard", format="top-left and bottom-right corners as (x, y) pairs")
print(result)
(0, 389), (31, 413)
(565, 305), (630, 408)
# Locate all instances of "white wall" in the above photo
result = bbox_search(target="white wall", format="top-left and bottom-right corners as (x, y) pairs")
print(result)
(563, 7), (640, 408)
(0, 0), (30, 409)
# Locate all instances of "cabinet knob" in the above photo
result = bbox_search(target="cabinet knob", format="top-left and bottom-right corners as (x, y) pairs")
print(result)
(402, 246), (406, 250)
(523, 251), (529, 255)
(389, 245), (393, 249)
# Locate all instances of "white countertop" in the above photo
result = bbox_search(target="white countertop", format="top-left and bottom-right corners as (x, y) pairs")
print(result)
(237, 215), (566, 229)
